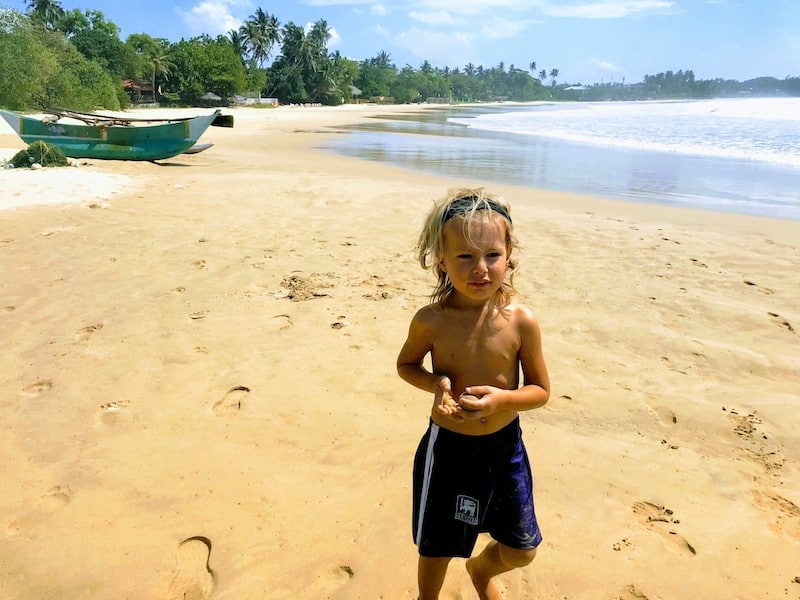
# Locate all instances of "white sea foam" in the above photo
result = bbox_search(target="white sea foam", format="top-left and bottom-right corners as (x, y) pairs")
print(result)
(320, 98), (800, 220)
(448, 98), (800, 168)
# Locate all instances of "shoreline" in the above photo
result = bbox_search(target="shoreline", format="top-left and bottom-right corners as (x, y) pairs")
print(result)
(315, 99), (800, 223)
(1, 104), (798, 599)
(2, 104), (800, 244)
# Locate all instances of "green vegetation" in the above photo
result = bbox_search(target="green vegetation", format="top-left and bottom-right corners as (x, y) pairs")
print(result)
(0, 8), (120, 110)
(563, 69), (800, 101)
(1, 2), (797, 111)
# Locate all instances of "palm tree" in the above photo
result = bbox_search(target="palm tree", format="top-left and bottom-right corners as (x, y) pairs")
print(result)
(464, 63), (476, 77)
(374, 50), (392, 70)
(252, 8), (281, 66)
(549, 68), (559, 85)
(240, 8), (281, 70)
(239, 21), (264, 70)
(227, 29), (247, 66)
(267, 22), (311, 98)
(150, 52), (175, 103)
(529, 61), (537, 76)
(25, 0), (64, 30)
(310, 59), (337, 101)
(269, 19), (334, 100)
(308, 18), (331, 51)
(538, 69), (547, 81)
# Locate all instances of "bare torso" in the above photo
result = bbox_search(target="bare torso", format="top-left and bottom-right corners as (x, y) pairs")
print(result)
(428, 303), (522, 435)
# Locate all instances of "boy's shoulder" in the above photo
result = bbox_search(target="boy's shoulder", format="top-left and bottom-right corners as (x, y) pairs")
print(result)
(412, 301), (447, 324)
(503, 304), (544, 345)
(505, 302), (536, 318)
(504, 303), (540, 329)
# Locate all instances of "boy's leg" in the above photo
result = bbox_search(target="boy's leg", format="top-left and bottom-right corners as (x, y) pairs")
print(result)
(417, 555), (452, 600)
(466, 540), (537, 600)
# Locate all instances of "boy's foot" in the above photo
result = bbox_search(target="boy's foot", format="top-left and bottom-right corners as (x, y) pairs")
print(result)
(465, 556), (502, 600)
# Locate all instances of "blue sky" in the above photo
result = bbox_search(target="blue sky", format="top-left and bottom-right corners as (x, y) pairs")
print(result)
(3, 0), (798, 84)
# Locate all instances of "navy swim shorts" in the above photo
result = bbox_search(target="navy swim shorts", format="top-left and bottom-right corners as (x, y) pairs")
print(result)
(412, 417), (542, 558)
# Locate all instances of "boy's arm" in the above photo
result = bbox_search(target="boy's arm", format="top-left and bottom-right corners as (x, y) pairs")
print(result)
(397, 310), (443, 392)
(397, 309), (462, 419)
(460, 306), (550, 416)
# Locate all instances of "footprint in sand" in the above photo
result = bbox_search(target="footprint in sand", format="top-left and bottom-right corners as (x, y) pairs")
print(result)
(3, 486), (72, 537)
(617, 583), (651, 599)
(612, 537), (633, 552)
(648, 404), (677, 426)
(689, 257), (708, 268)
(39, 226), (76, 237)
(21, 380), (52, 398)
(77, 323), (103, 341)
(268, 314), (293, 332)
(167, 536), (215, 600)
(96, 400), (130, 427)
(38, 485), (72, 509)
(303, 564), (355, 597)
(213, 386), (250, 416)
(743, 280), (774, 294)
(632, 501), (696, 556)
(767, 312), (794, 333)
(752, 491), (800, 538)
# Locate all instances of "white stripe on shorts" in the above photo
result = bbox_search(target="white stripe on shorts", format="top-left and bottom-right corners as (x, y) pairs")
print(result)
(415, 422), (440, 547)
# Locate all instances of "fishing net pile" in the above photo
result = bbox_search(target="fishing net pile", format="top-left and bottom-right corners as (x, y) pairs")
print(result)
(9, 141), (68, 168)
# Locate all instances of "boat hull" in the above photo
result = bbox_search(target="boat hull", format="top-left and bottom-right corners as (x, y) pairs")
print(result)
(0, 109), (220, 161)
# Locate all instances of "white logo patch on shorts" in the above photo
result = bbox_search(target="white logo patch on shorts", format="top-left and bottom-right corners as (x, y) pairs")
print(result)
(455, 495), (479, 525)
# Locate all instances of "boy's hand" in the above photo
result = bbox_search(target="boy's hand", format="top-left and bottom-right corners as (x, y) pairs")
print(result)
(457, 386), (504, 420)
(433, 376), (464, 422)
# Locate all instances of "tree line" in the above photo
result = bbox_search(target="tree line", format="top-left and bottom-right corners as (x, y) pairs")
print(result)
(565, 69), (800, 101)
(0, 2), (560, 109)
(1, 1), (797, 112)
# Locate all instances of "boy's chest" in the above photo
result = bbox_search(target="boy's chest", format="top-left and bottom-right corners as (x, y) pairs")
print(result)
(432, 322), (520, 366)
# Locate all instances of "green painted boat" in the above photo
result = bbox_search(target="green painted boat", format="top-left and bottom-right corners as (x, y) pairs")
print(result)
(0, 108), (227, 161)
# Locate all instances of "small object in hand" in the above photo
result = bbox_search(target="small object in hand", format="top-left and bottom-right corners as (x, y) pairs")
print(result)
(459, 393), (481, 412)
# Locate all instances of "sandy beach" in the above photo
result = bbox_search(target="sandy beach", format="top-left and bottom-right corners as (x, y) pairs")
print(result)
(1, 104), (798, 599)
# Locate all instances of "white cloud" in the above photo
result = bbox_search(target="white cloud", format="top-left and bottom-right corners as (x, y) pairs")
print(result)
(179, 1), (243, 36)
(394, 26), (474, 66)
(329, 26), (342, 48)
(590, 57), (624, 72)
(409, 10), (462, 25)
(412, 0), (541, 15)
(480, 16), (536, 38)
(371, 24), (390, 36)
(543, 1), (675, 19)
(303, 0), (375, 5)
(371, 3), (388, 15)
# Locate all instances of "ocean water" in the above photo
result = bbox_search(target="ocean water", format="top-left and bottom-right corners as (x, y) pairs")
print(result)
(319, 98), (800, 221)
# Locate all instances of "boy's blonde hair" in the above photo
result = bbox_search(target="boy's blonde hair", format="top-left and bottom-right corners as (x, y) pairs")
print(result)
(417, 188), (519, 306)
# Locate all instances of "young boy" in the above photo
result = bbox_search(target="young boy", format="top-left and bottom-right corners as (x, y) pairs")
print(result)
(397, 189), (550, 600)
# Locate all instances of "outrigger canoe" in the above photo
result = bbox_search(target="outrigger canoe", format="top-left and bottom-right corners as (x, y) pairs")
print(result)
(0, 108), (233, 161)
